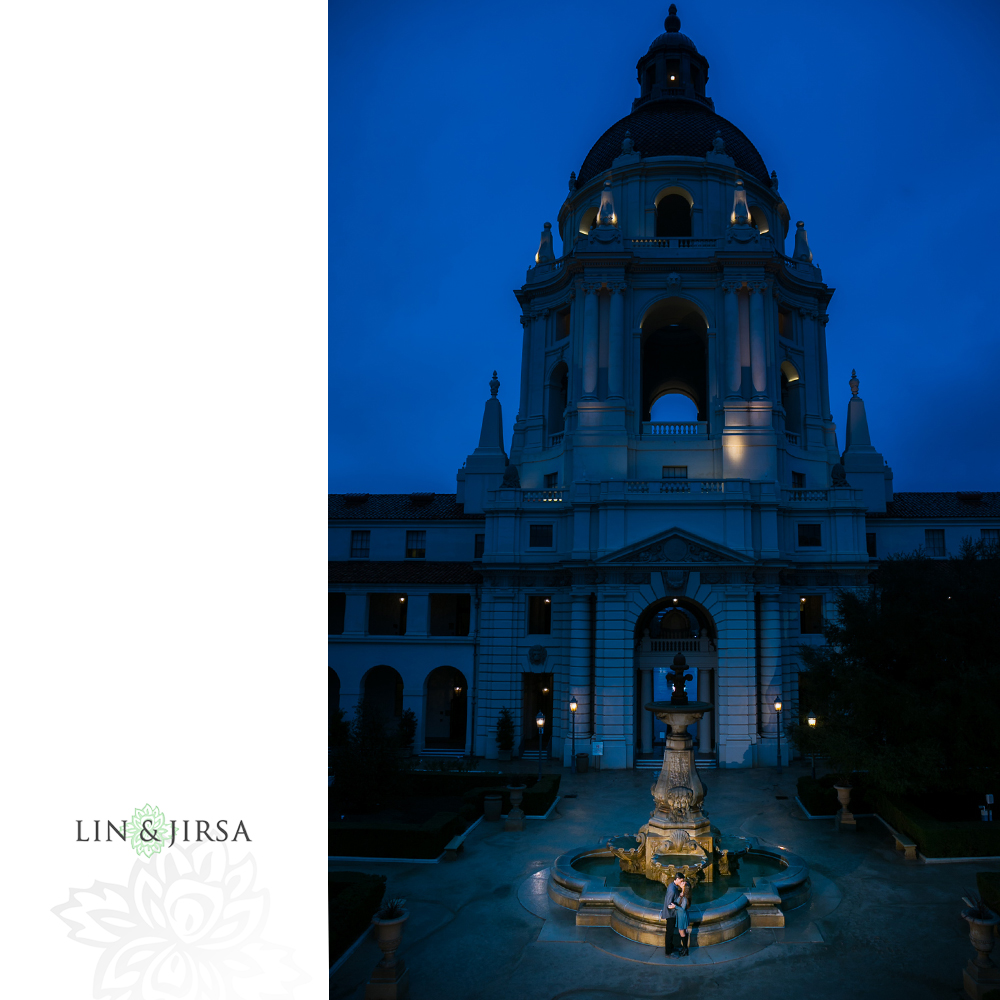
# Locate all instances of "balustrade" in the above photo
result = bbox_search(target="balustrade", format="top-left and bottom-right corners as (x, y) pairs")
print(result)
(641, 420), (708, 437)
(785, 431), (799, 445)
(786, 489), (828, 502)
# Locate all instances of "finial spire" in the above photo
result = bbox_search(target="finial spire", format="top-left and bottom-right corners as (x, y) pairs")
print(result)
(730, 178), (750, 225)
(849, 369), (859, 397)
(664, 4), (681, 32)
(793, 221), (813, 263)
(490, 371), (500, 397)
(597, 177), (617, 226)
(535, 222), (555, 265)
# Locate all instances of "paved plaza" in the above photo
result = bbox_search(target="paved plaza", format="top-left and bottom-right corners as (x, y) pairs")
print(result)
(331, 763), (998, 999)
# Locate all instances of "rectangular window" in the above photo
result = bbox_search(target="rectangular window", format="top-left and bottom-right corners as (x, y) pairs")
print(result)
(328, 592), (346, 635)
(797, 523), (822, 547)
(778, 308), (792, 340)
(529, 524), (553, 547)
(367, 594), (408, 635)
(473, 533), (485, 559)
(405, 530), (426, 559)
(662, 466), (688, 479)
(665, 59), (680, 84)
(792, 472), (806, 489)
(924, 529), (945, 557)
(350, 530), (370, 559)
(800, 595), (823, 634)
(429, 594), (471, 636)
(866, 532), (877, 558)
(556, 308), (570, 340)
(544, 472), (558, 488)
(528, 595), (552, 635)
(981, 529), (999, 545)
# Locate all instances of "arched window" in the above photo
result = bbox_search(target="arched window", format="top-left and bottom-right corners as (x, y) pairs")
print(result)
(656, 194), (692, 237)
(363, 665), (404, 729)
(780, 361), (803, 436)
(749, 206), (770, 234)
(548, 362), (568, 435)
(578, 207), (599, 235)
(640, 299), (708, 424)
(650, 392), (699, 423)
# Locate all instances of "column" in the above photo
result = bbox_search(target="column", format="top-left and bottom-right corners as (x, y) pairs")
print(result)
(640, 668), (653, 753)
(529, 309), (547, 417)
(723, 280), (741, 398)
(517, 314), (530, 420)
(569, 590), (593, 738)
(817, 311), (831, 420)
(582, 284), (599, 398)
(697, 668), (712, 751)
(608, 283), (624, 399)
(749, 281), (767, 398)
(759, 594), (781, 766)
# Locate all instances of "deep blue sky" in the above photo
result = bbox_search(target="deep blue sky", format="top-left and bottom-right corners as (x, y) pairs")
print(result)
(331, 0), (1000, 495)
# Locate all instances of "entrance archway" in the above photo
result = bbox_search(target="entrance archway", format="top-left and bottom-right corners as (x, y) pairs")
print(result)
(362, 665), (404, 732)
(423, 666), (468, 749)
(634, 596), (717, 762)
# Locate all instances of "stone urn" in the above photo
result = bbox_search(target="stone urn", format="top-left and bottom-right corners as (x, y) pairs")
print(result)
(367, 909), (409, 999)
(833, 784), (856, 829)
(961, 906), (1000, 999)
(483, 793), (503, 822)
(505, 784), (526, 832)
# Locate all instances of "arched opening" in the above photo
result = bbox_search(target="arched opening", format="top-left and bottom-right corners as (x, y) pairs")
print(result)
(655, 193), (692, 237)
(634, 595), (718, 763)
(640, 298), (709, 424)
(362, 665), (404, 733)
(649, 391), (699, 423)
(578, 206), (599, 235)
(749, 206), (770, 234)
(780, 360), (803, 437)
(424, 666), (468, 750)
(548, 361), (568, 435)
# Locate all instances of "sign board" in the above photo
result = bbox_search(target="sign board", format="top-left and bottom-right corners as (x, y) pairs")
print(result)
(591, 741), (604, 756)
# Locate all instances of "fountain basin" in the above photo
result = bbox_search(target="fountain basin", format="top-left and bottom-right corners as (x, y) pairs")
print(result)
(547, 844), (810, 947)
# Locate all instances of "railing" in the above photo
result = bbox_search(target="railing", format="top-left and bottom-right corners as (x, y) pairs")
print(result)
(630, 238), (718, 250)
(650, 638), (702, 653)
(785, 432), (799, 445)
(626, 479), (724, 495)
(641, 421), (708, 437)
(548, 433), (564, 447)
(779, 253), (818, 276)
(631, 238), (669, 248)
(786, 489), (828, 502)
(520, 488), (565, 502)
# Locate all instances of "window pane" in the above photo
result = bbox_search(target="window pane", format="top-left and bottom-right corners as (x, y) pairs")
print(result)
(350, 530), (370, 558)
(528, 595), (552, 634)
(924, 529), (945, 557)
(405, 530), (426, 558)
(544, 472), (558, 488)
(328, 592), (346, 634)
(429, 594), (471, 636)
(981, 529), (999, 545)
(866, 532), (877, 557)
(662, 466), (688, 479)
(798, 523), (822, 547)
(529, 524), (553, 547)
(474, 533), (485, 559)
(368, 594), (407, 635)
(792, 472), (805, 489)
(800, 595), (823, 634)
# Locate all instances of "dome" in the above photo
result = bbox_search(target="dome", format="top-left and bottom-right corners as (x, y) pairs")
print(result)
(576, 99), (770, 188)
(646, 30), (698, 53)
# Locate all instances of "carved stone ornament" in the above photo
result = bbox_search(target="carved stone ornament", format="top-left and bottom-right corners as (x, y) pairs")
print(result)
(621, 130), (635, 155)
(527, 644), (547, 666)
(618, 534), (728, 564)
(501, 462), (520, 487)
(666, 272), (682, 291)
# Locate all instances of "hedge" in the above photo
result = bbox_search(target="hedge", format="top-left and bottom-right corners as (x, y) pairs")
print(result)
(873, 793), (1000, 859)
(329, 810), (470, 859)
(979, 872), (1000, 912)
(330, 871), (385, 965)
(461, 774), (562, 816)
(796, 774), (874, 816)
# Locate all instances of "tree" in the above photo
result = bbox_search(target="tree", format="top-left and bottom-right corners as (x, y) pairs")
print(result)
(788, 538), (1000, 795)
(331, 699), (403, 812)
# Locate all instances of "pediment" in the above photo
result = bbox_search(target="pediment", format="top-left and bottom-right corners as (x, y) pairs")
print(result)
(603, 527), (751, 565)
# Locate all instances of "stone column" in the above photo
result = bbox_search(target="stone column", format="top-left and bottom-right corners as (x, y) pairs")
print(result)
(517, 314), (531, 420)
(569, 590), (593, 739)
(723, 280), (741, 398)
(608, 283), (625, 399)
(582, 284), (599, 398)
(749, 281), (767, 398)
(698, 668), (713, 751)
(529, 309), (548, 418)
(817, 311), (831, 420)
(640, 668), (653, 753)
(759, 594), (782, 765)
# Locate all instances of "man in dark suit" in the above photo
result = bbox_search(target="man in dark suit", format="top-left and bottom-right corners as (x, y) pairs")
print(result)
(660, 875), (684, 955)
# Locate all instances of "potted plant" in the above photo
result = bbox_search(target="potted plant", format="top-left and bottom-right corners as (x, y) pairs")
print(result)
(371, 897), (409, 969)
(961, 891), (999, 975)
(397, 708), (417, 758)
(496, 707), (515, 762)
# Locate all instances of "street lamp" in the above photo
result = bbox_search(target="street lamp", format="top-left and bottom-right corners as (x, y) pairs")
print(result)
(807, 713), (817, 778)
(535, 711), (545, 780)
(773, 696), (783, 775)
(569, 698), (578, 772)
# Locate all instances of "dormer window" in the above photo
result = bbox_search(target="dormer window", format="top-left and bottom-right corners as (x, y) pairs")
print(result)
(645, 65), (656, 88)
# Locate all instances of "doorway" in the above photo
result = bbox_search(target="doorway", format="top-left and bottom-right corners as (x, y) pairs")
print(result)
(424, 666), (468, 749)
(521, 673), (553, 755)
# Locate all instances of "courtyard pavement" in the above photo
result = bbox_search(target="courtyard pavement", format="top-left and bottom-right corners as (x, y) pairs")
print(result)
(330, 762), (999, 1000)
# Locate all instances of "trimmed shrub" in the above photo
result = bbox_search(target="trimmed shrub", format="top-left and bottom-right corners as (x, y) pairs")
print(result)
(329, 810), (468, 859)
(874, 793), (1000, 859)
(329, 871), (385, 965)
(979, 872), (1000, 912)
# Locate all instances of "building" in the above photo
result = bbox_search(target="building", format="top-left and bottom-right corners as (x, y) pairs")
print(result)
(329, 7), (1000, 769)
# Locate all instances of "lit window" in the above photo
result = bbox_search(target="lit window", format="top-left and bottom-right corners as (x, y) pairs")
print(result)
(798, 523), (822, 547)
(924, 529), (945, 557)
(529, 524), (554, 547)
(405, 530), (426, 559)
(662, 466), (688, 479)
(350, 530), (370, 559)
(528, 596), (552, 634)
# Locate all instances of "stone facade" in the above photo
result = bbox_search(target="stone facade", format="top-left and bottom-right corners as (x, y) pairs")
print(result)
(329, 9), (1000, 769)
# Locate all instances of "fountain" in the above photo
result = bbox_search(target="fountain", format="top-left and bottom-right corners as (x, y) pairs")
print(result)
(547, 653), (811, 946)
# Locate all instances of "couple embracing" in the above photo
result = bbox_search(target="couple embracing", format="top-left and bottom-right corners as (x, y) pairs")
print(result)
(661, 874), (692, 957)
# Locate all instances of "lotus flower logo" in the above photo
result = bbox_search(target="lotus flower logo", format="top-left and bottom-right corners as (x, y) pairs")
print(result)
(128, 803), (170, 858)
(53, 844), (306, 998)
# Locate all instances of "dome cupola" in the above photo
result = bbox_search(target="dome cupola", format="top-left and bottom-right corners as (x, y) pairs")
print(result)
(634, 5), (711, 111)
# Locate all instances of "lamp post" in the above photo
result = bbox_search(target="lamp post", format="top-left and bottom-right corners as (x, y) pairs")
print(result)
(807, 713), (817, 778)
(569, 698), (578, 772)
(535, 712), (545, 780)
(774, 696), (783, 774)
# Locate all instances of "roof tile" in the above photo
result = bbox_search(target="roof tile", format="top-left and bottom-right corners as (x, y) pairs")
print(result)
(866, 492), (1000, 519)
(328, 494), (484, 521)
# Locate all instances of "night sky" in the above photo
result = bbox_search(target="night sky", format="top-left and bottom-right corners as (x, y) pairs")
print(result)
(331, 0), (1000, 495)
